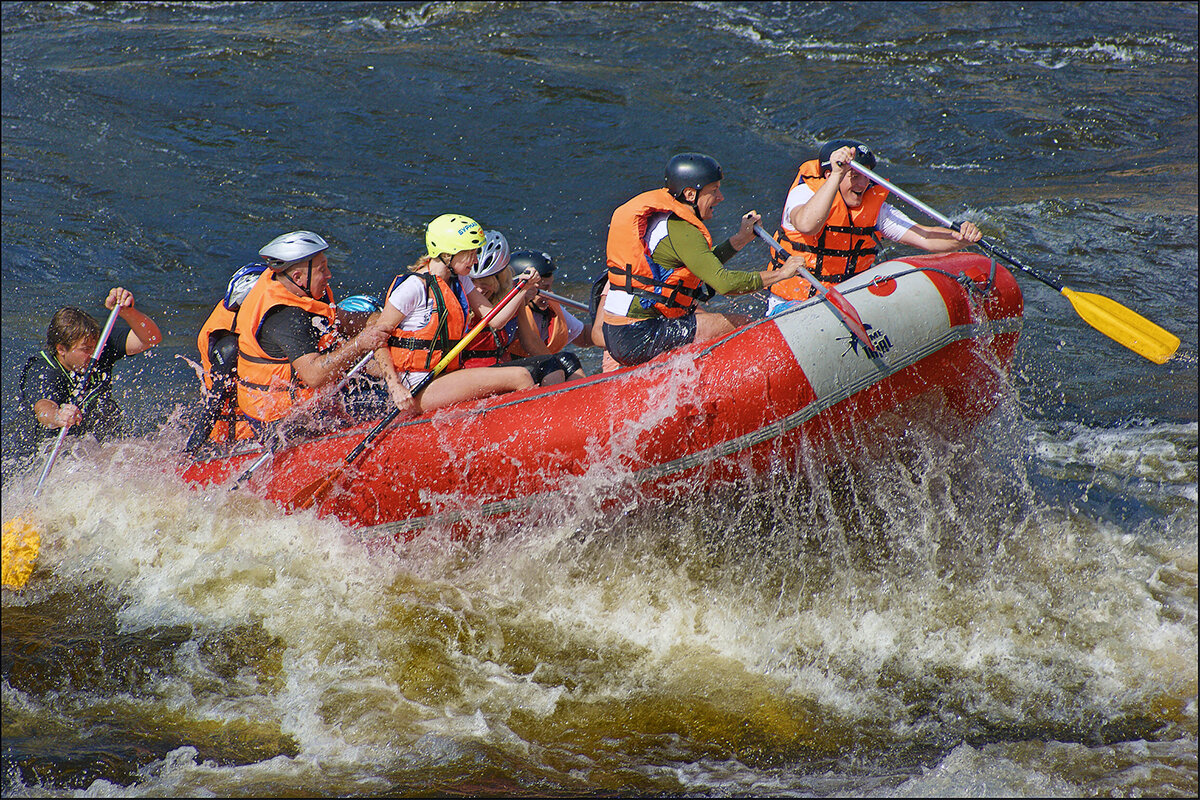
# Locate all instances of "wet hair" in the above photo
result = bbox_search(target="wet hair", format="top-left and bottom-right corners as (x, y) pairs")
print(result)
(47, 307), (100, 353)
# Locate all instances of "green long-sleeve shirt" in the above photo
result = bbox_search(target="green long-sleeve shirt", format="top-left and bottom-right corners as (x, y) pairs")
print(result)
(639, 215), (761, 310)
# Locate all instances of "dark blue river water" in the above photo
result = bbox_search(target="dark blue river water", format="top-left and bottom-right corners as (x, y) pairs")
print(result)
(2, 2), (1196, 797)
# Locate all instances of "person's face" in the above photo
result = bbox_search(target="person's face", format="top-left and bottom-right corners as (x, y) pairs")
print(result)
(532, 273), (553, 308)
(474, 273), (499, 299)
(691, 180), (724, 220)
(57, 337), (98, 372)
(449, 249), (479, 276)
(289, 252), (331, 297)
(836, 169), (873, 209)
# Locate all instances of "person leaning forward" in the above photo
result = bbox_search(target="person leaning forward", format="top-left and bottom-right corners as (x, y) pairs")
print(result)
(234, 230), (388, 436)
(17, 286), (162, 453)
(602, 152), (806, 366)
(764, 139), (982, 313)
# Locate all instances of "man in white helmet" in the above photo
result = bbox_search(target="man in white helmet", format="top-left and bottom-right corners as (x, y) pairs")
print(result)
(233, 230), (388, 434)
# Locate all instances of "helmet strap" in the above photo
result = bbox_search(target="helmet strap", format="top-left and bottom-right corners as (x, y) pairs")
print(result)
(278, 258), (317, 298)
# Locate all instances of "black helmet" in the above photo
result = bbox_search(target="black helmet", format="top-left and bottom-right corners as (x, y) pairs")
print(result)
(818, 139), (877, 171)
(508, 249), (555, 278)
(664, 152), (723, 199)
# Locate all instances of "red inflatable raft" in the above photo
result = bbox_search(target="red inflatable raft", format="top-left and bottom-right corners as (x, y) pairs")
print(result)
(180, 252), (1023, 541)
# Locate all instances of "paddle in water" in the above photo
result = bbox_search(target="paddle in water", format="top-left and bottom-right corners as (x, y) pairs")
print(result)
(2, 304), (123, 589)
(753, 224), (880, 357)
(289, 276), (533, 512)
(847, 161), (1180, 365)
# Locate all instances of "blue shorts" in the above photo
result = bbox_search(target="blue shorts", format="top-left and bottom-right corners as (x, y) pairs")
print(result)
(603, 315), (698, 366)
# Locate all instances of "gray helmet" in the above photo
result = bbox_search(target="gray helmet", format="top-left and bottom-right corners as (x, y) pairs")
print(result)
(258, 230), (329, 270)
(818, 139), (876, 171)
(665, 153), (723, 200)
(471, 230), (510, 279)
(508, 250), (555, 278)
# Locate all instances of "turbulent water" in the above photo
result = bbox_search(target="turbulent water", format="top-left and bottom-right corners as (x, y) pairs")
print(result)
(2, 2), (1196, 797)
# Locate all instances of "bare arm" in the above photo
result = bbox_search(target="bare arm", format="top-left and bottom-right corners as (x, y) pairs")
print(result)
(291, 326), (388, 390)
(105, 287), (162, 355)
(514, 306), (551, 356)
(788, 146), (856, 235)
(895, 220), (982, 253)
(469, 273), (541, 330)
(32, 398), (82, 430)
(370, 303), (416, 415)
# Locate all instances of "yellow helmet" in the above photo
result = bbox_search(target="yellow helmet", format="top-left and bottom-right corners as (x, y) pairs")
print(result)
(425, 214), (485, 258)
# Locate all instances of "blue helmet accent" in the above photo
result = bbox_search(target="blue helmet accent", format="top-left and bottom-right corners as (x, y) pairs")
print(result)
(338, 294), (383, 314)
(224, 263), (269, 310)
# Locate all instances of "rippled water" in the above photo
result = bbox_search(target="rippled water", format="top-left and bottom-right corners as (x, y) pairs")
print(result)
(2, 2), (1196, 797)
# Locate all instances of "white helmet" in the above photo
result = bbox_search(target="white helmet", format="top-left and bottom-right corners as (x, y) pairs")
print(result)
(471, 230), (510, 279)
(258, 230), (329, 270)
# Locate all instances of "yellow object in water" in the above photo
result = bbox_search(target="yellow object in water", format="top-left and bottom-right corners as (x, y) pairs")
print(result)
(2, 516), (41, 589)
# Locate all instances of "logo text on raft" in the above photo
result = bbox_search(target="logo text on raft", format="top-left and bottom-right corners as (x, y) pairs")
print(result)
(837, 324), (892, 357)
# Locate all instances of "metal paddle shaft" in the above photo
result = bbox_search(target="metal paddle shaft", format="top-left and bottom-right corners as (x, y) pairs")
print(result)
(230, 351), (376, 490)
(753, 225), (880, 357)
(537, 289), (590, 313)
(848, 161), (1180, 364)
(289, 277), (533, 511)
(34, 304), (123, 497)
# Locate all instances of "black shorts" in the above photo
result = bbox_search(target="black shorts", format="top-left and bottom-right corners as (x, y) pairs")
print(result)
(603, 315), (697, 366)
(504, 353), (583, 384)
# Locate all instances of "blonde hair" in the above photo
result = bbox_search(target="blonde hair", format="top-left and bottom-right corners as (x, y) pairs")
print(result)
(491, 266), (513, 301)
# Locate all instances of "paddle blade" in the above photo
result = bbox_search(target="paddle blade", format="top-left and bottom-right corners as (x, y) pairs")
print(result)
(2, 517), (41, 589)
(1061, 288), (1180, 364)
(823, 287), (878, 355)
(288, 470), (342, 511)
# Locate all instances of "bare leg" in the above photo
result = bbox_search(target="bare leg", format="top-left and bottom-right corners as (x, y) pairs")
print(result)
(415, 366), (533, 413)
(694, 309), (751, 343)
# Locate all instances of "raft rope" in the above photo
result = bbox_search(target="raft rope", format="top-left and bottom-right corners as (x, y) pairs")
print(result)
(837, 256), (999, 301)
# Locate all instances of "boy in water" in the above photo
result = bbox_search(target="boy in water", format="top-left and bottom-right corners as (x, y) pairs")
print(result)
(16, 287), (162, 452)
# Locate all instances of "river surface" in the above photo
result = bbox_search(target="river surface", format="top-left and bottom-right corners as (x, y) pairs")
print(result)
(2, 2), (1196, 797)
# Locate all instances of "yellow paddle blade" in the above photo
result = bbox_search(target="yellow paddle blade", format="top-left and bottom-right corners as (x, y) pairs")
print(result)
(1061, 288), (1181, 365)
(2, 516), (42, 590)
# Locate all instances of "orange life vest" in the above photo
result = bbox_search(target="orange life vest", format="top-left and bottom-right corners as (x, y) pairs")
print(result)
(196, 301), (251, 442)
(197, 302), (237, 393)
(508, 300), (569, 357)
(235, 271), (337, 424)
(385, 272), (469, 374)
(606, 188), (714, 319)
(768, 159), (889, 300)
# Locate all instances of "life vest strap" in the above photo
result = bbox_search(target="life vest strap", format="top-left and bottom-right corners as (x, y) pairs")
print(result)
(609, 263), (708, 312)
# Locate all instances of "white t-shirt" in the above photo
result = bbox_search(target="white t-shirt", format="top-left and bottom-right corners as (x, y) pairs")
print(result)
(560, 307), (586, 345)
(385, 273), (475, 387)
(780, 182), (917, 242)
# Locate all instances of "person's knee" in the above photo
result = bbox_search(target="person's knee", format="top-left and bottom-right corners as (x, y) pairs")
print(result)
(695, 312), (745, 342)
(540, 369), (566, 386)
(511, 369), (535, 391)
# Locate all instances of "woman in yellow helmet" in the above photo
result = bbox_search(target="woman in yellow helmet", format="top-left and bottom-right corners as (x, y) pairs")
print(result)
(371, 214), (543, 417)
